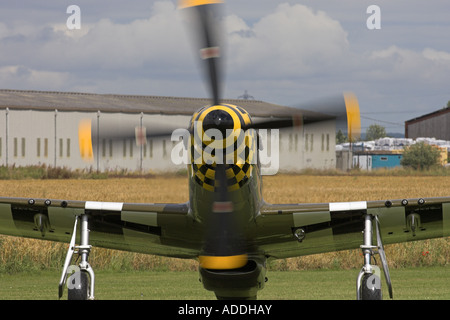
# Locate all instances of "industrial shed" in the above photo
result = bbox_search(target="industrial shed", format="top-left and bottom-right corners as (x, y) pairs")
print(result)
(0, 89), (337, 173)
(405, 107), (450, 140)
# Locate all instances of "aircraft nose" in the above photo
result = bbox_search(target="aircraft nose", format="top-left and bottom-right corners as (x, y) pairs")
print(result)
(202, 109), (235, 136)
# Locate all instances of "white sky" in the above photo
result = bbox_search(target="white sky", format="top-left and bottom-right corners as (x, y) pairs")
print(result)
(1, 0), (450, 134)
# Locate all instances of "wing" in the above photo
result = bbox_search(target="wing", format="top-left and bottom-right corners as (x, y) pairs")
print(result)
(0, 196), (200, 259)
(256, 197), (450, 259)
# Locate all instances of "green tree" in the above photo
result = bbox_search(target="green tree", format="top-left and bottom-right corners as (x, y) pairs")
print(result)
(336, 129), (347, 144)
(365, 124), (387, 141)
(401, 142), (441, 170)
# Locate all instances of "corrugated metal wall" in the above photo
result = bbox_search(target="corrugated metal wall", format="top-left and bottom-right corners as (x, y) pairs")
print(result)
(0, 108), (336, 173)
(406, 111), (450, 140)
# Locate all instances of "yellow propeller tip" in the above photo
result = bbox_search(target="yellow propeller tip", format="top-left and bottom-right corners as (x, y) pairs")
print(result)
(178, 0), (223, 9)
(78, 119), (94, 162)
(343, 92), (361, 142)
(199, 254), (248, 269)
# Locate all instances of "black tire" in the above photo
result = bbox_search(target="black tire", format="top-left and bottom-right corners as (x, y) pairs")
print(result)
(361, 273), (382, 300)
(68, 270), (89, 300)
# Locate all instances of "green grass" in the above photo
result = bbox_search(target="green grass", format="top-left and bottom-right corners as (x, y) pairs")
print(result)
(2, 164), (450, 181)
(0, 266), (448, 300)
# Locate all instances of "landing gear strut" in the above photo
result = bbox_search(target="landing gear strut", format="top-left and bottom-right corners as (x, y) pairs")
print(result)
(58, 214), (95, 300)
(356, 214), (393, 300)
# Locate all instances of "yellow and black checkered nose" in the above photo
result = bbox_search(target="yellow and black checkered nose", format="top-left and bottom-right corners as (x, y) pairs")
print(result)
(190, 104), (255, 192)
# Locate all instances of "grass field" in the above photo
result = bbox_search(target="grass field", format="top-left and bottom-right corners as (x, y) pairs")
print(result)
(0, 173), (449, 299)
(0, 267), (448, 300)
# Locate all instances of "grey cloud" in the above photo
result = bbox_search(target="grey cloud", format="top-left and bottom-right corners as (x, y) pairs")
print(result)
(0, 1), (449, 133)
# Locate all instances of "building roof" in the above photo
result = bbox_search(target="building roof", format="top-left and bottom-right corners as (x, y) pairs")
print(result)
(405, 107), (450, 125)
(0, 89), (305, 118)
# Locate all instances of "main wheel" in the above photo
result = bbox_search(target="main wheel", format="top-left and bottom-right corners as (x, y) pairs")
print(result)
(361, 273), (382, 300)
(68, 270), (89, 300)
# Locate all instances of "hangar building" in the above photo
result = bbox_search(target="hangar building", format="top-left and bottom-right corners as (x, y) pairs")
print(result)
(405, 107), (450, 140)
(0, 89), (336, 174)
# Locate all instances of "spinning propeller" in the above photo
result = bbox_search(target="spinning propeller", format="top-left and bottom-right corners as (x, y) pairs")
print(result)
(180, 0), (249, 269)
(179, 0), (224, 106)
(198, 163), (249, 269)
(78, 0), (362, 270)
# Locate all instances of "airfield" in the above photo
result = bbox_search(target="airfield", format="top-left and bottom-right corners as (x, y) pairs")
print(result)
(0, 267), (448, 300)
(0, 171), (448, 299)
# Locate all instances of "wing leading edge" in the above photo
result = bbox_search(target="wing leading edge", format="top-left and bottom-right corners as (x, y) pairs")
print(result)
(1, 195), (449, 261)
(0, 197), (199, 259)
(257, 197), (450, 259)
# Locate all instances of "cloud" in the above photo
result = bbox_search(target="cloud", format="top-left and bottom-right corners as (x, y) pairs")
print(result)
(220, 3), (450, 113)
(67, 2), (187, 70)
(0, 65), (69, 89)
(226, 3), (350, 79)
(0, 22), (9, 39)
(423, 48), (450, 63)
(366, 45), (450, 89)
(0, 0), (449, 130)
(0, 1), (204, 96)
(0, 2), (190, 74)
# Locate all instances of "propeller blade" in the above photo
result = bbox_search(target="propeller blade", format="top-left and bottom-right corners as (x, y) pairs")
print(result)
(179, 0), (224, 105)
(343, 92), (361, 142)
(244, 113), (304, 131)
(241, 93), (360, 143)
(77, 119), (192, 162)
(291, 92), (361, 141)
(199, 163), (248, 270)
(78, 119), (94, 162)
